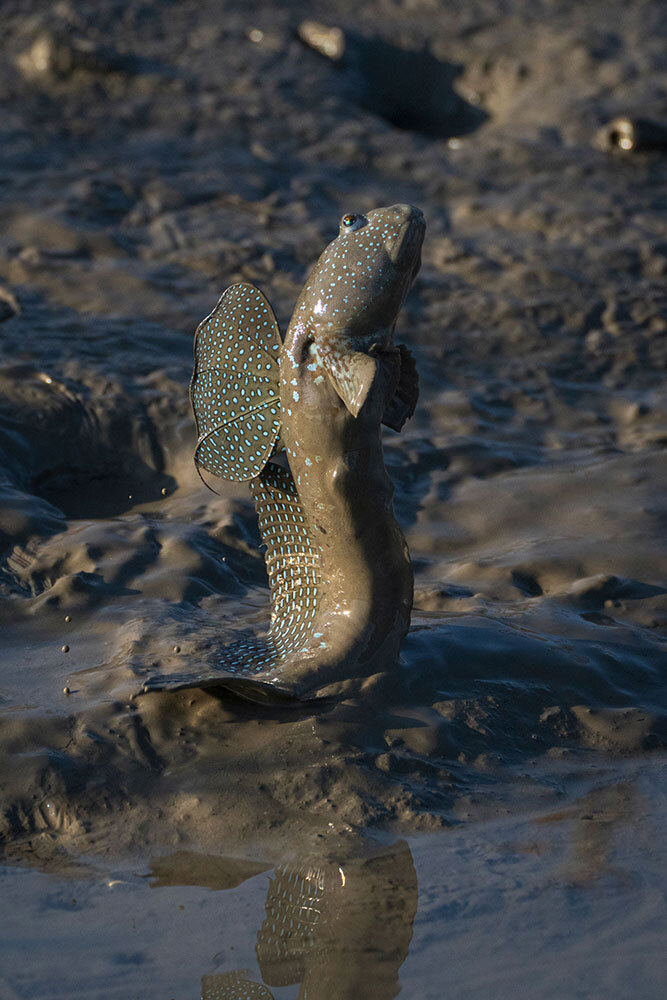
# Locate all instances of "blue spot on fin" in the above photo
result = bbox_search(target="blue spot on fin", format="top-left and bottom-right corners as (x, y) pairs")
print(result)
(250, 465), (321, 657)
(137, 465), (321, 699)
(191, 282), (282, 482)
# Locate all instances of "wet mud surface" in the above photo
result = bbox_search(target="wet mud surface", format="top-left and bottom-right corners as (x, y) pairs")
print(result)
(0, 0), (666, 995)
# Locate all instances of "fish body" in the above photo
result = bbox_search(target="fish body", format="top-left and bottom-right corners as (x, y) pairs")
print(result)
(149, 204), (425, 701)
(275, 205), (424, 696)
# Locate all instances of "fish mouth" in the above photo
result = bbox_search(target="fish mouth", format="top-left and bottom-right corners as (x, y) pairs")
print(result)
(384, 204), (426, 273)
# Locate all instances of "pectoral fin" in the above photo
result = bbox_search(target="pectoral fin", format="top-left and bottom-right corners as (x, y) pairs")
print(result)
(382, 343), (419, 432)
(317, 343), (379, 417)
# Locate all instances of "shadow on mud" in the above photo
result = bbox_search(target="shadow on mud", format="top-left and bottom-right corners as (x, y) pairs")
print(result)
(298, 21), (488, 139)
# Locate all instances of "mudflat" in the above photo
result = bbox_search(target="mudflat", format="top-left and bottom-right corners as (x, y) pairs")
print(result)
(0, 1), (665, 997)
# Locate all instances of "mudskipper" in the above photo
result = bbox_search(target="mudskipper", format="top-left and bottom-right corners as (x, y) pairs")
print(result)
(148, 204), (425, 702)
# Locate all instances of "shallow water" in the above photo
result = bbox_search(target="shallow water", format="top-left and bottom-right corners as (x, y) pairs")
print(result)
(2, 754), (666, 999)
(1, 0), (666, 995)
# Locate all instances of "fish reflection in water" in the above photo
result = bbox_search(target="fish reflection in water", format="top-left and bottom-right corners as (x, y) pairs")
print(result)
(202, 971), (273, 999)
(151, 840), (417, 999)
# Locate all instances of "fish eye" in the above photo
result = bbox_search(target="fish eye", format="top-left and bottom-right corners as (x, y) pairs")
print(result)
(340, 213), (367, 233)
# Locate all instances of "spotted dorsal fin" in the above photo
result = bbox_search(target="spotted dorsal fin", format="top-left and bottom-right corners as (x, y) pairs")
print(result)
(137, 463), (321, 702)
(191, 283), (282, 482)
(251, 464), (321, 657)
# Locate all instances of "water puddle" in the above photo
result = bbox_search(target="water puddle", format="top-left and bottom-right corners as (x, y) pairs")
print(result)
(2, 754), (665, 999)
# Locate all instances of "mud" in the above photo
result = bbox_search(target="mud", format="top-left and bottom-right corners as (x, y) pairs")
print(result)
(0, 0), (666, 995)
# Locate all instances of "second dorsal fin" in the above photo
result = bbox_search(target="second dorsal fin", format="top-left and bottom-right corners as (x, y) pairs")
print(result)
(191, 283), (282, 482)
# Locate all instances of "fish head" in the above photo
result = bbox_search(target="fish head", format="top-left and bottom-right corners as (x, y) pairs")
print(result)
(288, 205), (425, 419)
(298, 203), (425, 347)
